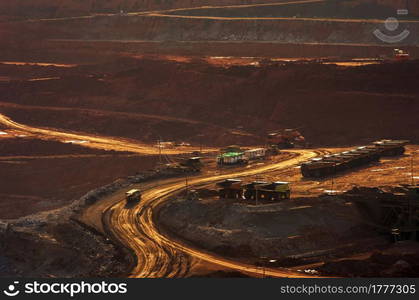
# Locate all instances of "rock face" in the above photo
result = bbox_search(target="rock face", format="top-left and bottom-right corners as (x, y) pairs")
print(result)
(3, 1), (419, 45)
(14, 14), (419, 45)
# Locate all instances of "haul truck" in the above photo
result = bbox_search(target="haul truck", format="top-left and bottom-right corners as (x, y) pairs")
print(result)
(126, 189), (142, 204)
(217, 180), (291, 202)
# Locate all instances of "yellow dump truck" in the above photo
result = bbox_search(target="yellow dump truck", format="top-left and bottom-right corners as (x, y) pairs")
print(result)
(126, 189), (142, 204)
(253, 181), (291, 201)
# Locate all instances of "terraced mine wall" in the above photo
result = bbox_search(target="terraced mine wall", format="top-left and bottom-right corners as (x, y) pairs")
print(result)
(10, 14), (419, 46)
(0, 0), (308, 20)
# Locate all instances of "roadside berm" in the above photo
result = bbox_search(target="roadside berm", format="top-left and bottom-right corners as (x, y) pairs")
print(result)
(158, 185), (419, 276)
(0, 162), (202, 277)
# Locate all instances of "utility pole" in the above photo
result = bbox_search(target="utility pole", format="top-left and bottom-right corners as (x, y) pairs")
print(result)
(199, 134), (203, 153)
(260, 256), (267, 278)
(410, 150), (414, 186)
(255, 188), (258, 206)
(158, 137), (162, 165)
(330, 162), (337, 195)
(185, 173), (189, 191)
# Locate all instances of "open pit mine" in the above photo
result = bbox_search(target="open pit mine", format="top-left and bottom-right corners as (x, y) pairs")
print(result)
(0, 0), (418, 279)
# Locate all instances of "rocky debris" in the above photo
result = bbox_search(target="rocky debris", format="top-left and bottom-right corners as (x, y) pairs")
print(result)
(189, 270), (251, 278)
(318, 242), (419, 277)
(158, 194), (386, 263)
(0, 164), (199, 277)
(0, 218), (128, 277)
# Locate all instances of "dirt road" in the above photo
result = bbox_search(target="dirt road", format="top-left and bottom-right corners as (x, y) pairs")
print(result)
(17, 0), (419, 25)
(18, 1), (323, 23)
(84, 149), (326, 277)
(0, 113), (215, 155)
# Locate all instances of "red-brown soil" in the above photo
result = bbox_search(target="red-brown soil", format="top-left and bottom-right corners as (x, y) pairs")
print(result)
(159, 146), (419, 276)
(0, 136), (120, 156)
(1, 0), (417, 21)
(0, 0), (301, 20)
(0, 137), (159, 219)
(1, 57), (418, 147)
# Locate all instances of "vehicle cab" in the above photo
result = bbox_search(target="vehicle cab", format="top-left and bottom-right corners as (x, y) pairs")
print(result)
(126, 189), (142, 204)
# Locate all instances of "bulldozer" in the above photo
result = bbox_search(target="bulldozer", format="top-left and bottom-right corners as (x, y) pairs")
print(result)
(267, 129), (306, 149)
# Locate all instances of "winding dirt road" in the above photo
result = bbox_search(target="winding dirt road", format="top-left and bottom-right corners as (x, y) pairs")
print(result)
(19, 0), (419, 25)
(85, 149), (326, 278)
(0, 113), (215, 155)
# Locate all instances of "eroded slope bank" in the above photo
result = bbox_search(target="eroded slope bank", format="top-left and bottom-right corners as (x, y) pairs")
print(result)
(5, 13), (419, 46)
(158, 193), (384, 264)
(1, 58), (418, 147)
(158, 190), (419, 277)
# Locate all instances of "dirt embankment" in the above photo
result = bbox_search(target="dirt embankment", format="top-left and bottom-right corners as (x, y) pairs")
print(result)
(0, 218), (130, 277)
(5, 12), (418, 46)
(2, 0), (419, 47)
(158, 192), (387, 266)
(169, 0), (403, 19)
(0, 0), (298, 20)
(318, 242), (419, 277)
(0, 137), (122, 157)
(0, 157), (205, 277)
(0, 137), (160, 219)
(2, 58), (418, 147)
(1, 0), (418, 21)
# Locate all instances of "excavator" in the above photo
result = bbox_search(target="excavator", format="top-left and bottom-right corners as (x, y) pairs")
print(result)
(267, 129), (306, 149)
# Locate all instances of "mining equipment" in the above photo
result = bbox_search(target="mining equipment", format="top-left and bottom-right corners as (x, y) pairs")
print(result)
(161, 157), (203, 174)
(221, 145), (242, 153)
(267, 129), (305, 149)
(244, 148), (266, 160)
(217, 179), (291, 202)
(244, 181), (291, 201)
(179, 157), (203, 172)
(266, 144), (280, 156)
(217, 179), (243, 199)
(344, 185), (419, 241)
(373, 139), (409, 156)
(243, 181), (268, 200)
(301, 140), (409, 178)
(393, 49), (410, 61)
(126, 189), (142, 204)
(217, 146), (248, 165)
